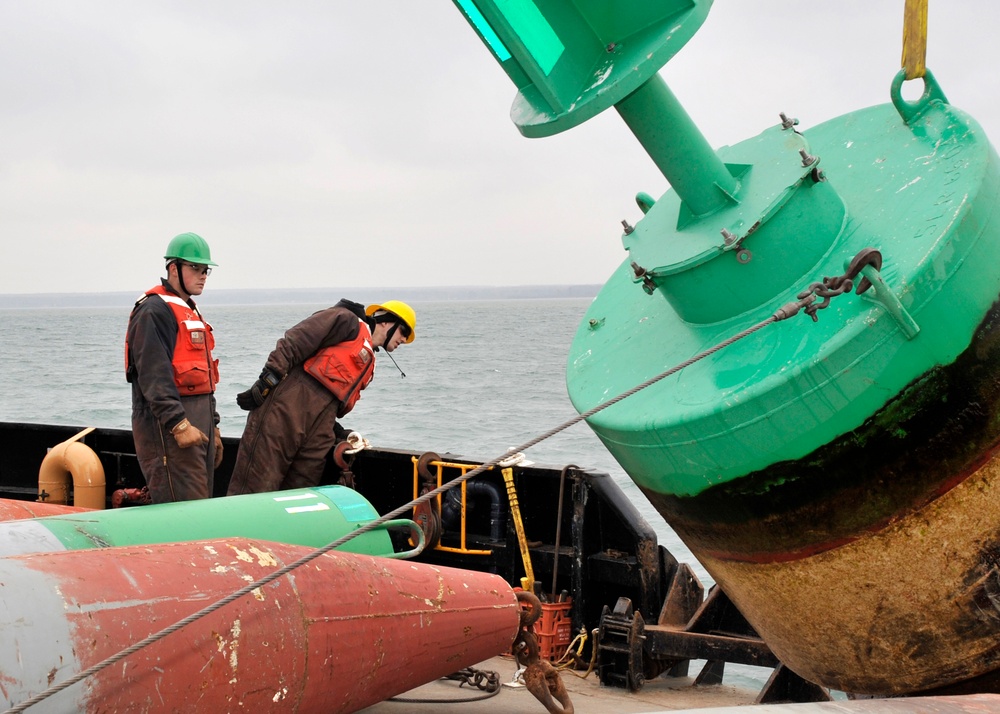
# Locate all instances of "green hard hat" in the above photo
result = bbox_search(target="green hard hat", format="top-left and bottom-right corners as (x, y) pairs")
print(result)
(164, 232), (217, 266)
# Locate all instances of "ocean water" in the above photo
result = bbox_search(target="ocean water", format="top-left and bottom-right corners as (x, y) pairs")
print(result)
(2, 296), (717, 570)
(0, 296), (776, 689)
(1, 296), (710, 570)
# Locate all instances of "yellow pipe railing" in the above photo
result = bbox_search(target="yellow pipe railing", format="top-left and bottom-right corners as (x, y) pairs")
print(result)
(411, 456), (493, 555)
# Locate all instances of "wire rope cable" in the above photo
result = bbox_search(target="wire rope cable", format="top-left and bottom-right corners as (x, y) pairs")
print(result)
(6, 289), (825, 713)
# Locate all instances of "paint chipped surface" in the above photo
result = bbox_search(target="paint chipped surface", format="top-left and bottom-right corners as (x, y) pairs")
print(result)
(0, 559), (82, 711)
(2, 540), (518, 711)
(588, 63), (612, 90)
(231, 545), (254, 563)
(229, 620), (241, 671)
(249, 546), (278, 566)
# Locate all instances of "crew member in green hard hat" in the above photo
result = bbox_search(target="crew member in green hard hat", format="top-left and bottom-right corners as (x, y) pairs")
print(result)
(125, 232), (223, 503)
(227, 298), (415, 495)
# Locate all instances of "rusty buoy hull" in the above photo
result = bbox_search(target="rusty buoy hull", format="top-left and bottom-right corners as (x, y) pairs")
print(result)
(698, 450), (1000, 695)
(643, 296), (1000, 695)
(0, 538), (519, 713)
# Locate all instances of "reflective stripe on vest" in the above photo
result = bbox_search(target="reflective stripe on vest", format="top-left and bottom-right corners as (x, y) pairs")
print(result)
(302, 319), (375, 416)
(125, 286), (219, 395)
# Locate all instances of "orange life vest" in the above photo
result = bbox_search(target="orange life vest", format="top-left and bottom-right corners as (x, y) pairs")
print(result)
(125, 286), (219, 395)
(303, 319), (376, 416)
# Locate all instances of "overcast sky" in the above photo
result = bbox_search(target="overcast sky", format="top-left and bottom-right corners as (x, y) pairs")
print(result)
(1, 1), (997, 295)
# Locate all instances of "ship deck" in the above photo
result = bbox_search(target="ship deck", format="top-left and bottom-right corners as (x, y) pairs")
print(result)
(360, 654), (757, 713)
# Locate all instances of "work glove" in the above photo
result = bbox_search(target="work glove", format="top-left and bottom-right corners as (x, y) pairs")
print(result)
(213, 427), (224, 469)
(171, 418), (209, 449)
(236, 368), (282, 411)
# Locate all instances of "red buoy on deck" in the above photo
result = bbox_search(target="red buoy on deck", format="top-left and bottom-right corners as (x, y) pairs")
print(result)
(0, 498), (90, 521)
(1, 538), (520, 713)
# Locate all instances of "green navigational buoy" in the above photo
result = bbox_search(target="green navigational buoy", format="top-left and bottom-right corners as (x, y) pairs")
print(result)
(452, 0), (1000, 697)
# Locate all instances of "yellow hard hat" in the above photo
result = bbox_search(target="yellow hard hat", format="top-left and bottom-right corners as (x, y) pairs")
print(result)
(366, 300), (416, 343)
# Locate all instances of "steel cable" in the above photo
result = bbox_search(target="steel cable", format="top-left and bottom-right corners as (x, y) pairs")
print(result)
(6, 296), (811, 713)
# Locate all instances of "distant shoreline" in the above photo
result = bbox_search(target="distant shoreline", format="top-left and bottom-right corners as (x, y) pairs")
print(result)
(0, 285), (601, 309)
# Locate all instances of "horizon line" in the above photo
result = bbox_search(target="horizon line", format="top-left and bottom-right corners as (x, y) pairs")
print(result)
(0, 284), (603, 308)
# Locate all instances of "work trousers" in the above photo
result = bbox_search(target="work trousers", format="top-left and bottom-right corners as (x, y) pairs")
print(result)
(133, 393), (217, 503)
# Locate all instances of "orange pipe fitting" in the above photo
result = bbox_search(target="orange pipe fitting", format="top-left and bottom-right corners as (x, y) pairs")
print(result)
(38, 437), (106, 509)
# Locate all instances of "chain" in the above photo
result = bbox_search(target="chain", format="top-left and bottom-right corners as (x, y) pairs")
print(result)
(388, 667), (502, 704)
(445, 667), (502, 693)
(797, 247), (882, 321)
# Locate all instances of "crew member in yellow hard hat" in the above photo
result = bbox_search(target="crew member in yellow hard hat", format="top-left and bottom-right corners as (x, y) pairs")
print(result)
(125, 232), (223, 503)
(227, 298), (415, 495)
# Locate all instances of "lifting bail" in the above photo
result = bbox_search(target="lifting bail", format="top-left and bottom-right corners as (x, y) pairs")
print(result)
(38, 428), (106, 509)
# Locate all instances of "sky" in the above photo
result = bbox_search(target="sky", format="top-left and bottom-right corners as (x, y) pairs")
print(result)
(1, 1), (997, 295)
